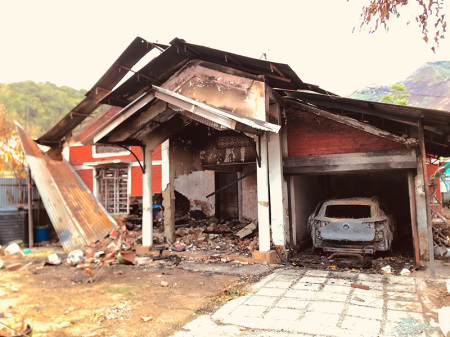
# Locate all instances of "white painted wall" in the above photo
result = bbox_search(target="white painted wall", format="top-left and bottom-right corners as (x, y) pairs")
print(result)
(174, 171), (215, 217)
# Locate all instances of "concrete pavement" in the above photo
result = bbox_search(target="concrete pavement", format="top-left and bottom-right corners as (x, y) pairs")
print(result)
(171, 268), (447, 337)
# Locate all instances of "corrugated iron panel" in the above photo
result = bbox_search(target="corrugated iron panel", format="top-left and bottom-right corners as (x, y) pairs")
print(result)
(101, 38), (327, 109)
(38, 37), (168, 146)
(16, 123), (117, 251)
(0, 178), (38, 206)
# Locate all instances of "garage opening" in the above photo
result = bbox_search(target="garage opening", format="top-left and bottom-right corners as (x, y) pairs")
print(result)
(291, 170), (413, 256)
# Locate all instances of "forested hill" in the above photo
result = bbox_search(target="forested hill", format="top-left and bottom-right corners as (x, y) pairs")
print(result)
(0, 81), (86, 137)
(351, 61), (450, 111)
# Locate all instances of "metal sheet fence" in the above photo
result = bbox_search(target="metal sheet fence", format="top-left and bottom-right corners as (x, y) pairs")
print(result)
(0, 177), (39, 206)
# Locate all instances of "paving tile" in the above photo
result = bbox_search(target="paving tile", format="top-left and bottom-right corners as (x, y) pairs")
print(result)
(327, 278), (353, 286)
(244, 296), (278, 307)
(275, 297), (309, 309)
(385, 283), (416, 293)
(308, 300), (345, 314)
(357, 273), (386, 282)
(354, 281), (384, 291)
(386, 300), (422, 312)
(316, 291), (348, 302)
(297, 312), (340, 335)
(256, 287), (285, 297)
(386, 291), (419, 301)
(341, 316), (381, 334)
(264, 281), (295, 289)
(350, 296), (384, 308)
(386, 309), (424, 322)
(273, 275), (302, 283)
(347, 304), (383, 320)
(299, 276), (327, 283)
(252, 273), (277, 290)
(230, 304), (267, 318)
(284, 289), (316, 300)
(264, 307), (303, 321)
(322, 284), (352, 294)
(386, 275), (416, 285)
(303, 270), (330, 277)
(291, 282), (322, 291)
(353, 288), (384, 299)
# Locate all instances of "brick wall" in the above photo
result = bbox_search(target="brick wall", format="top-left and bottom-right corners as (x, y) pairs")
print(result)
(287, 110), (406, 157)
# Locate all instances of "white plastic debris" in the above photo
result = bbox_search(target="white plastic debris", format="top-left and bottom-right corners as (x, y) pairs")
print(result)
(434, 246), (448, 257)
(438, 306), (450, 337)
(5, 243), (21, 255)
(381, 265), (392, 274)
(67, 249), (84, 265)
(400, 268), (411, 276)
(47, 253), (61, 265)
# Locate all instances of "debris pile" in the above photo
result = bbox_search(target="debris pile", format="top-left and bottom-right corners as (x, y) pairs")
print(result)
(433, 222), (450, 258)
(167, 218), (259, 257)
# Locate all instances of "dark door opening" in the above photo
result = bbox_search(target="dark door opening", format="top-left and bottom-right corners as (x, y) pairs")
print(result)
(215, 171), (238, 219)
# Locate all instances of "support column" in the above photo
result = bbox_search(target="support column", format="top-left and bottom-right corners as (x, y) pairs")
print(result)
(257, 134), (270, 252)
(161, 140), (176, 243)
(237, 171), (243, 223)
(142, 144), (153, 247)
(407, 170), (420, 265)
(27, 170), (34, 248)
(418, 119), (435, 276)
(415, 154), (429, 259)
(268, 132), (286, 247)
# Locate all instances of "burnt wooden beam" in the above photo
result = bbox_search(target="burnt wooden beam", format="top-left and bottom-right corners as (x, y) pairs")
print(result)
(283, 149), (417, 174)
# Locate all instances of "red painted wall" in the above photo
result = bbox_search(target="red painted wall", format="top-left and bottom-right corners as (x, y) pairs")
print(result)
(70, 145), (162, 197)
(76, 169), (93, 191)
(287, 110), (406, 157)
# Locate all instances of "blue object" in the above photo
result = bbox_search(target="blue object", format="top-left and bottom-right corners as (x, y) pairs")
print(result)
(23, 248), (31, 254)
(35, 226), (49, 242)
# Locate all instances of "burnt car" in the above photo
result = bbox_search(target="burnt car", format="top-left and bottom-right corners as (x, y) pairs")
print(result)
(308, 197), (395, 256)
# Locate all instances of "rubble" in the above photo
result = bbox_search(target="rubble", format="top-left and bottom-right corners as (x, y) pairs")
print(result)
(433, 221), (450, 259)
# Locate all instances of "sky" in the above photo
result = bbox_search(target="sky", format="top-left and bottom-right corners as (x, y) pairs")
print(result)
(0, 0), (449, 97)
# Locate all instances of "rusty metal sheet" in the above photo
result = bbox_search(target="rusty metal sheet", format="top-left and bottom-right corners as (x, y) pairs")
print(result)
(16, 122), (117, 252)
(101, 38), (329, 109)
(38, 37), (168, 146)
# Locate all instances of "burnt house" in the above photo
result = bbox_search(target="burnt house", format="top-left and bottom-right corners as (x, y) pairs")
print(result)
(37, 37), (450, 266)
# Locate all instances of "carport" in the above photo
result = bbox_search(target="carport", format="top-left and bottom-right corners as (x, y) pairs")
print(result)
(282, 93), (450, 273)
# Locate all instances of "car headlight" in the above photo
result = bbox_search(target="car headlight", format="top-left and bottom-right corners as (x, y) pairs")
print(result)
(375, 220), (387, 229)
(363, 222), (374, 228)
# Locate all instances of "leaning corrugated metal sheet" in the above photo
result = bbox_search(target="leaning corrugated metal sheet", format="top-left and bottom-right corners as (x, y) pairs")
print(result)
(15, 122), (117, 251)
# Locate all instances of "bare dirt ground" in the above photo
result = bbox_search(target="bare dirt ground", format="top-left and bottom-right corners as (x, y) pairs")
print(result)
(0, 249), (257, 337)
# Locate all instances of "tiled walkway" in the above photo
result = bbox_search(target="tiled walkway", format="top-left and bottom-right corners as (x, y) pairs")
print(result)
(172, 268), (446, 337)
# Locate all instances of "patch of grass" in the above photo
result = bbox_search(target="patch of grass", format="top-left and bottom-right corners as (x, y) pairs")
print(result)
(104, 286), (135, 298)
(140, 282), (150, 288)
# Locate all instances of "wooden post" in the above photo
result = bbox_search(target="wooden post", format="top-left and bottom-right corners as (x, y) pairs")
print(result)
(27, 171), (34, 248)
(407, 170), (420, 265)
(418, 119), (435, 277)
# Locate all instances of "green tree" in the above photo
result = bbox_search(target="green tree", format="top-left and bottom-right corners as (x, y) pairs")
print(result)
(380, 83), (410, 106)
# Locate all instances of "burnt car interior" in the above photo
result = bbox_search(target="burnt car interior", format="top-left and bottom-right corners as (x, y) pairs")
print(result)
(293, 170), (413, 256)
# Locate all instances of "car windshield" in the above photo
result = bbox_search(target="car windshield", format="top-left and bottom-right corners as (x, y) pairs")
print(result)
(324, 204), (372, 219)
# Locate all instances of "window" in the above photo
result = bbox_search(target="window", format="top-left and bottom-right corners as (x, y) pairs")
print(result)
(96, 167), (128, 214)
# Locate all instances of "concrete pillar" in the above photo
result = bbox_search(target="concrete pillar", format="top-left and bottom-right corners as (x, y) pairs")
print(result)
(268, 132), (286, 246)
(415, 154), (429, 260)
(161, 140), (176, 243)
(237, 171), (243, 223)
(142, 144), (153, 247)
(257, 133), (271, 252)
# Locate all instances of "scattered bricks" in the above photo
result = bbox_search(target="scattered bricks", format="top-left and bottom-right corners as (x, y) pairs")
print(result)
(110, 229), (119, 237)
(6, 263), (22, 271)
(161, 281), (169, 287)
(351, 283), (370, 290)
(76, 263), (91, 269)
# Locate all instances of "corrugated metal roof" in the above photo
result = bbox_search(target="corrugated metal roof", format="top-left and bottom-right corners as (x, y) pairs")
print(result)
(16, 122), (117, 252)
(37, 37), (168, 146)
(282, 90), (450, 157)
(100, 38), (329, 109)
